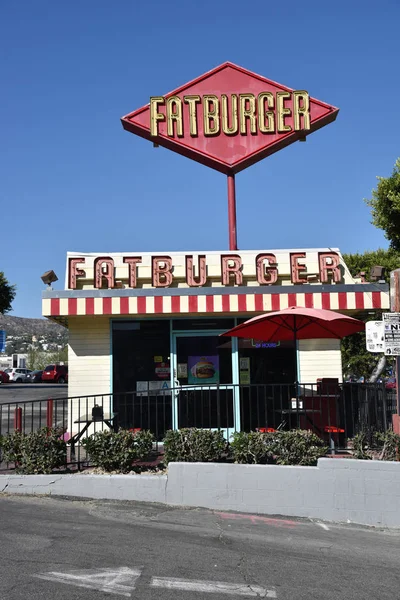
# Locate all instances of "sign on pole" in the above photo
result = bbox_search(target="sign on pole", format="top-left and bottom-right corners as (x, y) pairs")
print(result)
(366, 321), (384, 353)
(383, 313), (400, 355)
(0, 330), (5, 353)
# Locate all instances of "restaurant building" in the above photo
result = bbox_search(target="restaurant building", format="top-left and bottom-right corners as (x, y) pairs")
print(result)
(42, 248), (389, 437)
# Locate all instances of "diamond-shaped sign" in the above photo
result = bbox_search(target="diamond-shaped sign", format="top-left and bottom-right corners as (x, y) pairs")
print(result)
(121, 62), (339, 175)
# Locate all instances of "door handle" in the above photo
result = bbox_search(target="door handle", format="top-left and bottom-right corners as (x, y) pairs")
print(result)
(174, 379), (181, 397)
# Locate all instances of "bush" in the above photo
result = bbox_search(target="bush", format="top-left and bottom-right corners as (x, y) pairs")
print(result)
(273, 430), (327, 466)
(163, 428), (228, 464)
(352, 430), (400, 461)
(0, 427), (67, 474)
(230, 431), (275, 464)
(373, 431), (400, 461)
(81, 429), (154, 472)
(351, 432), (372, 460)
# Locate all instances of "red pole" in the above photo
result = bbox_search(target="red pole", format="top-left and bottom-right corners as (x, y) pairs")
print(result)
(14, 407), (22, 432)
(227, 173), (238, 251)
(47, 399), (54, 429)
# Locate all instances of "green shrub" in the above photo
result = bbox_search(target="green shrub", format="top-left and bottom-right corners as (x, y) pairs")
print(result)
(273, 430), (327, 466)
(81, 429), (154, 472)
(163, 428), (227, 464)
(351, 432), (372, 460)
(373, 431), (400, 461)
(230, 431), (275, 464)
(0, 427), (67, 474)
(352, 430), (400, 461)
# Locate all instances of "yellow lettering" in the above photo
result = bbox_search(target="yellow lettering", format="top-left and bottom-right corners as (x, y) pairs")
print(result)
(293, 91), (310, 131)
(221, 94), (238, 135)
(184, 95), (201, 136)
(150, 96), (165, 137)
(203, 95), (220, 135)
(257, 92), (275, 133)
(166, 96), (183, 137)
(239, 94), (256, 134)
(277, 92), (292, 132)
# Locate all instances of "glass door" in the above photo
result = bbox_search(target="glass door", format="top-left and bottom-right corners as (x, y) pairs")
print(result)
(171, 331), (238, 438)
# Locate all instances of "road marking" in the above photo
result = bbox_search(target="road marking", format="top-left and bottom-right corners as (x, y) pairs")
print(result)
(150, 577), (277, 597)
(35, 567), (141, 597)
(317, 522), (330, 531)
(216, 511), (296, 528)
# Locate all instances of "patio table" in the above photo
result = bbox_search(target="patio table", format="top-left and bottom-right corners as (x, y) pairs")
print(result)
(69, 412), (117, 457)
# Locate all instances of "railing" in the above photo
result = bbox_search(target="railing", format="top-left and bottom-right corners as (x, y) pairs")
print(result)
(0, 382), (397, 470)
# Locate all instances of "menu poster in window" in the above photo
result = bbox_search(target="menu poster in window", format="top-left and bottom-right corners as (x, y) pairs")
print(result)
(239, 357), (251, 384)
(178, 363), (188, 378)
(155, 362), (170, 379)
(188, 356), (219, 384)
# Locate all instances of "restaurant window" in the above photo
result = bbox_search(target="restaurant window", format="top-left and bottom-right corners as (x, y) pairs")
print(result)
(112, 320), (171, 438)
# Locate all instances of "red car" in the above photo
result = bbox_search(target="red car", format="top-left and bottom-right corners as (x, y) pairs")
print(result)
(0, 370), (9, 384)
(41, 364), (68, 384)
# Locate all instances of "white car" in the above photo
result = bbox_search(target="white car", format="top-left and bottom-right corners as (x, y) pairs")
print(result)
(4, 368), (32, 383)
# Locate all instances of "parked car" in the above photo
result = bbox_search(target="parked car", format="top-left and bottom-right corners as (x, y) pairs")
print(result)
(42, 364), (68, 384)
(26, 370), (43, 383)
(0, 370), (10, 384)
(5, 368), (32, 383)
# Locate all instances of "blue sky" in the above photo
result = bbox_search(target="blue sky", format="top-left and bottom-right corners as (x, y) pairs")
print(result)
(1, 0), (399, 318)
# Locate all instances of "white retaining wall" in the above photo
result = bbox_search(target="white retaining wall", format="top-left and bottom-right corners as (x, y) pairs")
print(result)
(1, 459), (400, 528)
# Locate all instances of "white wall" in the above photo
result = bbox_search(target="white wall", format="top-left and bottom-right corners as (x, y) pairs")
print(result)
(298, 339), (342, 383)
(68, 317), (111, 430)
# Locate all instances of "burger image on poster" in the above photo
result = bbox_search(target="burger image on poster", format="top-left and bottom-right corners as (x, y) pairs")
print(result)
(193, 360), (215, 379)
(188, 356), (219, 384)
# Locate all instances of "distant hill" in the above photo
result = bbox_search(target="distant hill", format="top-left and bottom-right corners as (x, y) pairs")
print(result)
(0, 315), (68, 346)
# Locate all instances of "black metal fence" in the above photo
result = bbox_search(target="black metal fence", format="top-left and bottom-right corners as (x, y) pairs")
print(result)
(0, 382), (397, 470)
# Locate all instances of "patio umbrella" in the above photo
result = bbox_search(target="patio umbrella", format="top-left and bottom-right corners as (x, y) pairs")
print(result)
(221, 306), (365, 343)
(221, 306), (364, 394)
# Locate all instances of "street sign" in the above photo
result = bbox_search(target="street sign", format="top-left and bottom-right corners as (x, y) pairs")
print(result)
(383, 313), (400, 355)
(0, 330), (5, 353)
(366, 321), (384, 353)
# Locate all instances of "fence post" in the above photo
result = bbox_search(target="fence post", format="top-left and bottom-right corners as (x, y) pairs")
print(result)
(47, 399), (54, 429)
(14, 407), (22, 432)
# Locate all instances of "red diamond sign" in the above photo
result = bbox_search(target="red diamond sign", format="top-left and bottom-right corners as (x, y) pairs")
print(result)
(121, 62), (339, 175)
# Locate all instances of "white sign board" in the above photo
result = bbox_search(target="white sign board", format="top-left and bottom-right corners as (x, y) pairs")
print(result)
(136, 380), (172, 396)
(366, 321), (384, 353)
(383, 313), (400, 355)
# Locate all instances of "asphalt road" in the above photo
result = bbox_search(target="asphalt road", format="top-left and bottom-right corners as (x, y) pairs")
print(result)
(0, 385), (68, 435)
(0, 496), (399, 599)
(0, 383), (68, 404)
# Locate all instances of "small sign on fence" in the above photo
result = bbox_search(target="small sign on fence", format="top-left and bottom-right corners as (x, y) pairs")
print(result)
(366, 321), (384, 353)
(383, 313), (400, 355)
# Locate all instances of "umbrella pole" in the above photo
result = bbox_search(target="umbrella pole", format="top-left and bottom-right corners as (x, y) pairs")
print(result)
(294, 317), (300, 421)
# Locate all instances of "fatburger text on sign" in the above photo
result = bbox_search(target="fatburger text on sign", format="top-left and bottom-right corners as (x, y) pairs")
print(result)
(68, 251), (342, 290)
(150, 91), (311, 137)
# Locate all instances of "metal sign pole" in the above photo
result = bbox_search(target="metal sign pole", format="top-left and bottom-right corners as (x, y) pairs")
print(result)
(227, 174), (238, 251)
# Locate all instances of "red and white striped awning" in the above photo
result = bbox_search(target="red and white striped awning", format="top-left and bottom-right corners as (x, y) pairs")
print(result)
(43, 287), (389, 320)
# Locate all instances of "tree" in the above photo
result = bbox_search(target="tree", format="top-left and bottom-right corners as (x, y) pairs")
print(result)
(341, 248), (399, 380)
(0, 271), (16, 314)
(343, 248), (400, 282)
(365, 158), (400, 250)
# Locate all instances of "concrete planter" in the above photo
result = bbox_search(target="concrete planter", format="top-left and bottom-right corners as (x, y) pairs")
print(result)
(1, 459), (400, 528)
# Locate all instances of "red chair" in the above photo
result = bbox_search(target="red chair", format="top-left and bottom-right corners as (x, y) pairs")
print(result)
(324, 426), (345, 454)
(256, 427), (276, 433)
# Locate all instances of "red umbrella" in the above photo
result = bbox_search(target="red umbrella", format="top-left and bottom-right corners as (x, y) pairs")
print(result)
(221, 306), (365, 342)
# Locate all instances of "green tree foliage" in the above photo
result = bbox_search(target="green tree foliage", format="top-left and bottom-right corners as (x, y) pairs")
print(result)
(341, 248), (399, 379)
(365, 158), (400, 250)
(0, 272), (16, 314)
(343, 248), (400, 282)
